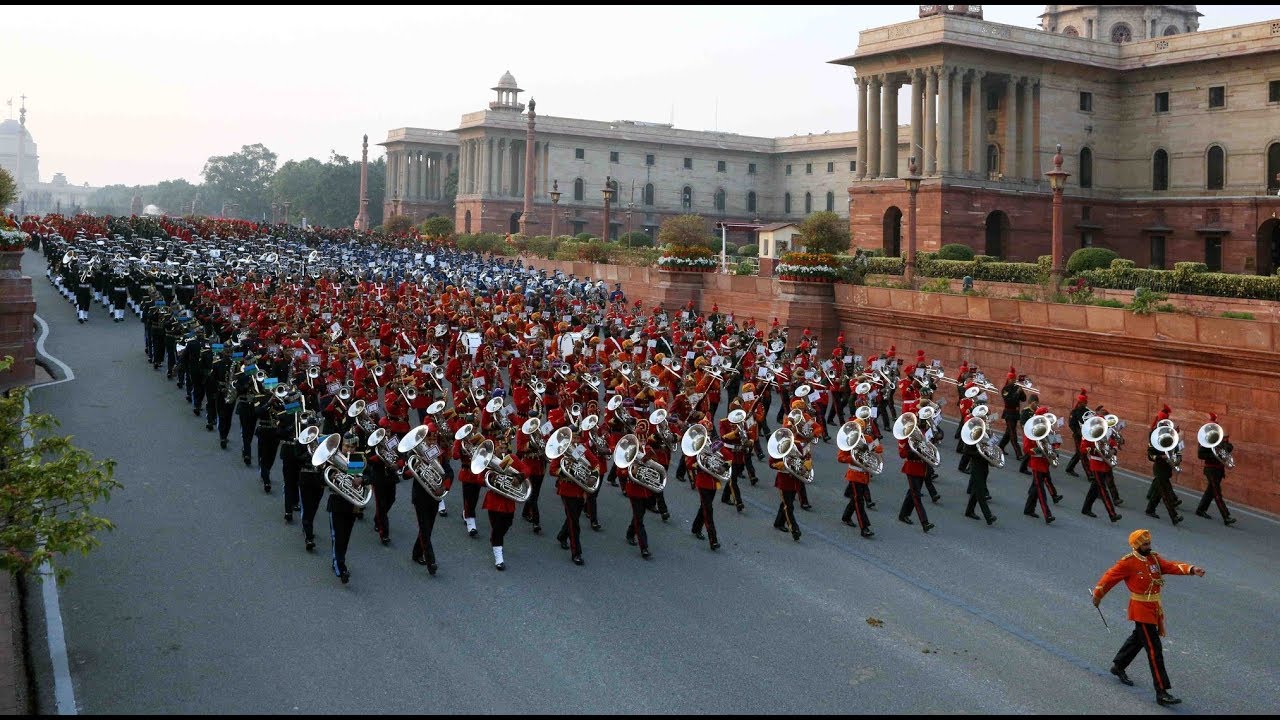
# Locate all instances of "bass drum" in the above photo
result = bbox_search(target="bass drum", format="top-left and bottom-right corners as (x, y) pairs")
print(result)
(557, 331), (582, 358)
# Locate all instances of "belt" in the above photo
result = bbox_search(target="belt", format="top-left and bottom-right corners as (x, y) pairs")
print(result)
(1129, 592), (1162, 602)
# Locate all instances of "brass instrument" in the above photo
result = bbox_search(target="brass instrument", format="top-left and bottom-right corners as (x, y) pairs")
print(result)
(310, 433), (373, 507)
(766, 427), (814, 484)
(682, 423), (732, 484)
(648, 408), (675, 449)
(960, 416), (1006, 468)
(836, 420), (884, 475)
(786, 408), (814, 441)
(1023, 415), (1060, 468)
(1197, 422), (1234, 469)
(367, 427), (404, 481)
(472, 440), (532, 502)
(544, 426), (601, 494)
(613, 433), (667, 493)
(1150, 423), (1183, 473)
(923, 367), (961, 387)
(397, 425), (448, 500)
(893, 412), (941, 467)
(1082, 415), (1117, 467)
(520, 416), (546, 455)
(607, 395), (636, 431)
(1016, 378), (1040, 396)
(723, 408), (749, 451)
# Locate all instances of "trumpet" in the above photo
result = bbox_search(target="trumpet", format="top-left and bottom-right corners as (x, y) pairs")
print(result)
(1016, 378), (1040, 396)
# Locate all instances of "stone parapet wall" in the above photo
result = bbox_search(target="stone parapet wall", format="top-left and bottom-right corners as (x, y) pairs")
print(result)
(0, 252), (35, 392)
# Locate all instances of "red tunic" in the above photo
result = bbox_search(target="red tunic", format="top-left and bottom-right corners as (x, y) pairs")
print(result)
(1092, 551), (1198, 635)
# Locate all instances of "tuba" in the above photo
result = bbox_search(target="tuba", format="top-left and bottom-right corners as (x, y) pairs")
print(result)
(893, 412), (941, 467)
(367, 427), (404, 481)
(837, 420), (884, 475)
(1196, 422), (1234, 469)
(648, 408), (675, 448)
(1023, 414), (1059, 468)
(682, 423), (732, 484)
(613, 433), (668, 493)
(520, 416), (546, 455)
(397, 425), (448, 500)
(1082, 415), (1117, 467)
(1149, 424), (1182, 473)
(960, 416), (1006, 468)
(766, 427), (814, 484)
(472, 440), (532, 503)
(311, 433), (373, 507)
(545, 426), (601, 494)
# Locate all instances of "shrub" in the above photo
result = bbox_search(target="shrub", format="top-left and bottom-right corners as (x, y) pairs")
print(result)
(920, 278), (954, 294)
(520, 234), (560, 259)
(419, 215), (454, 238)
(1066, 247), (1118, 274)
(574, 232), (597, 242)
(576, 240), (615, 263)
(737, 244), (758, 257)
(658, 214), (712, 249)
(1174, 261), (1208, 274)
(974, 255), (997, 263)
(1221, 311), (1255, 320)
(1129, 287), (1168, 315)
(937, 243), (975, 261)
(619, 230), (653, 248)
(456, 232), (514, 256)
(797, 211), (851, 255)
(733, 260), (757, 276)
(865, 256), (905, 276)
(383, 214), (415, 235)
(1110, 258), (1136, 270)
(720, 243), (739, 256)
(1065, 277), (1093, 304)
(1091, 298), (1126, 308)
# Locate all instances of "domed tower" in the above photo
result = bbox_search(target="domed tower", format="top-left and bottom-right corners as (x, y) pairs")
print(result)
(1039, 5), (1201, 42)
(489, 70), (525, 112)
(0, 118), (40, 188)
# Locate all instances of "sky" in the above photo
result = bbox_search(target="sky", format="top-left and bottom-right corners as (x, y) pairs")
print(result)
(5, 4), (1276, 188)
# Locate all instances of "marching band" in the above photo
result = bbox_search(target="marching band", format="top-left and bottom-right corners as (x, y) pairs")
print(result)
(19, 211), (1241, 588)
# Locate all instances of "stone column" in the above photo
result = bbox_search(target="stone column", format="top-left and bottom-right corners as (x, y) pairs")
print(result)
(969, 70), (986, 176)
(1019, 78), (1036, 180)
(1004, 76), (1017, 178)
(949, 67), (964, 173)
(881, 77), (897, 178)
(924, 68), (938, 176)
(910, 70), (923, 175)
(411, 151), (420, 199)
(867, 76), (882, 178)
(856, 77), (869, 180)
(938, 67), (952, 176)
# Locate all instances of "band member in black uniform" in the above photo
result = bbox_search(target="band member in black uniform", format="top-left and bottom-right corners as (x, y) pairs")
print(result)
(368, 415), (398, 546)
(163, 309), (182, 380)
(298, 424), (325, 552)
(190, 331), (213, 422)
(1194, 413), (1236, 525)
(214, 347), (239, 448)
(74, 268), (92, 323)
(276, 395), (307, 523)
(999, 368), (1026, 460)
(1063, 392), (1089, 476)
(327, 433), (366, 584)
(235, 358), (263, 466)
(108, 267), (128, 322)
(409, 422), (443, 575)
(962, 438), (997, 525)
(256, 383), (284, 493)
(1145, 405), (1183, 524)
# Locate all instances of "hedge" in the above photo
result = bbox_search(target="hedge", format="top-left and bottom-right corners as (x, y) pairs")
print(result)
(937, 243), (975, 261)
(864, 256), (905, 275)
(1066, 247), (1119, 273)
(1078, 266), (1280, 300)
(456, 232), (515, 256)
(917, 256), (1045, 284)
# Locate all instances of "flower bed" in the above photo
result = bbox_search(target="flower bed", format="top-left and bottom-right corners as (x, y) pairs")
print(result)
(777, 252), (839, 281)
(658, 243), (716, 271)
(0, 216), (28, 251)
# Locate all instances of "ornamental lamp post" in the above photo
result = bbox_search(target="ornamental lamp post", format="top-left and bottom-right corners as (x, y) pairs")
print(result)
(549, 180), (561, 239)
(1044, 144), (1070, 294)
(903, 156), (923, 289)
(601, 176), (615, 242)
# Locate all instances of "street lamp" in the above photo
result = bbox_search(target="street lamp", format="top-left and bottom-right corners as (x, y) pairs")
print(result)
(903, 156), (923, 288)
(1044, 144), (1070, 293)
(602, 176), (615, 241)
(549, 180), (561, 239)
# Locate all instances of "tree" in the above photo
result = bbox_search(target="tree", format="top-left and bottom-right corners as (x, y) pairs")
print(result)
(798, 210), (850, 255)
(383, 214), (415, 235)
(0, 357), (120, 583)
(420, 215), (454, 238)
(658, 214), (712, 248)
(0, 167), (16, 210)
(201, 143), (278, 220)
(442, 169), (458, 209)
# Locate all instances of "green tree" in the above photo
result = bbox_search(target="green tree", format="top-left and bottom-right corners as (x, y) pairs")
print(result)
(619, 230), (653, 248)
(420, 215), (454, 238)
(201, 143), (278, 220)
(0, 167), (17, 210)
(797, 210), (850, 255)
(152, 179), (200, 216)
(442, 169), (458, 209)
(658, 214), (711, 248)
(384, 214), (415, 235)
(0, 357), (120, 583)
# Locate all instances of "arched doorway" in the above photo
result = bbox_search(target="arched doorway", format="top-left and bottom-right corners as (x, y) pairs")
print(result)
(510, 212), (522, 234)
(985, 210), (1010, 259)
(464, 210), (472, 233)
(1267, 142), (1280, 195)
(1257, 219), (1280, 276)
(882, 206), (902, 257)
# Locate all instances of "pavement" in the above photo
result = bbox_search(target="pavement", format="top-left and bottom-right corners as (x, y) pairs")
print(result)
(20, 250), (1280, 714)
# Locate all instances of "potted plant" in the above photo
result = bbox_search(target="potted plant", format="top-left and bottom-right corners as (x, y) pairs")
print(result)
(777, 252), (840, 282)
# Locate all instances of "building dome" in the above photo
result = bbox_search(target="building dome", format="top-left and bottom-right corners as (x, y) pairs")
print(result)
(1039, 5), (1201, 41)
(493, 70), (520, 91)
(0, 119), (40, 186)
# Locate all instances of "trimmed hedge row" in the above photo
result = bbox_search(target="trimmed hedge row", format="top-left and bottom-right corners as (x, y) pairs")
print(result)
(1079, 260), (1280, 300)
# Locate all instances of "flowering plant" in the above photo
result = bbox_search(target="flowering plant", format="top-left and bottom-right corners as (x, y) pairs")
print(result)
(0, 216), (28, 251)
(777, 251), (839, 281)
(657, 243), (716, 270)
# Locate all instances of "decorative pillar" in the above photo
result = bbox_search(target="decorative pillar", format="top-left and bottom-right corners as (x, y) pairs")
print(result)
(910, 70), (923, 176)
(354, 134), (370, 231)
(924, 68), (938, 176)
(969, 70), (986, 176)
(881, 77), (898, 178)
(949, 66), (964, 173)
(856, 77), (869, 180)
(1004, 76), (1017, 179)
(519, 99), (538, 236)
(1019, 78), (1036, 180)
(867, 76), (882, 178)
(937, 67), (952, 176)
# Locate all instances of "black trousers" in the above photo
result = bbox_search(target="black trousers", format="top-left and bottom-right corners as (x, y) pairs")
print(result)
(328, 499), (356, 575)
(1024, 470), (1054, 519)
(721, 463), (745, 506)
(281, 444), (301, 514)
(204, 380), (220, 424)
(258, 435), (279, 484)
(190, 375), (206, 411)
(410, 482), (439, 565)
(1064, 432), (1084, 473)
(164, 338), (178, 376)
(1082, 469), (1118, 518)
(557, 496), (585, 557)
(460, 482), (481, 521)
(1196, 473), (1230, 518)
(692, 487), (718, 543)
(1145, 473), (1178, 517)
(237, 406), (257, 458)
(300, 472), (324, 540)
(522, 470), (544, 524)
(998, 414), (1022, 457)
(626, 496), (649, 550)
(489, 510), (513, 547)
(842, 483), (871, 531)
(217, 396), (235, 441)
(965, 474), (994, 521)
(774, 488), (799, 534)
(899, 474), (930, 525)
(372, 472), (397, 538)
(1113, 622), (1171, 691)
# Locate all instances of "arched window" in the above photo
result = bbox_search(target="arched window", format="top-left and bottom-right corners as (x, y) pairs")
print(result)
(784, 193), (792, 214)
(1110, 23), (1132, 43)
(1062, 25), (1079, 37)
(714, 188), (726, 212)
(1163, 25), (1179, 36)
(804, 192), (812, 214)
(1206, 145), (1225, 190)
(608, 179), (620, 203)
(1152, 149), (1169, 191)
(573, 178), (584, 201)
(643, 183), (655, 206)
(681, 186), (693, 210)
(986, 144), (999, 175)
(1079, 147), (1094, 188)
(825, 191), (835, 212)
(747, 191), (757, 213)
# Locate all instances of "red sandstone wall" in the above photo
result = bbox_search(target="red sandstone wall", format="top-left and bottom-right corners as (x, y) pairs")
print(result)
(0, 253), (36, 391)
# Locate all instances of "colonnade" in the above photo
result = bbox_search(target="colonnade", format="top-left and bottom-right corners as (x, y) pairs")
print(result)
(385, 148), (455, 201)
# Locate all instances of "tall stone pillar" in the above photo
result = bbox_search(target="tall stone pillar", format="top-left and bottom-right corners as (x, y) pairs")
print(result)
(924, 68), (938, 176)
(354, 134), (370, 231)
(969, 70), (986, 176)
(881, 77), (897, 179)
(856, 77), (869, 180)
(1019, 78), (1036, 179)
(938, 67), (952, 176)
(949, 67), (964, 173)
(867, 76), (882, 179)
(910, 70), (923, 175)
(519, 99), (538, 236)
(1004, 76), (1017, 178)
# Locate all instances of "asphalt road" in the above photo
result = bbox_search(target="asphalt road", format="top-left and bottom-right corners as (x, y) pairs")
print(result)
(22, 250), (1280, 714)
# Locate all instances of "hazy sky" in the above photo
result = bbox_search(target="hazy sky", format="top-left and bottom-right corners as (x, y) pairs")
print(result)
(5, 4), (1276, 188)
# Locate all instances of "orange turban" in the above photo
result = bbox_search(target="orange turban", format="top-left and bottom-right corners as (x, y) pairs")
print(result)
(1128, 529), (1151, 549)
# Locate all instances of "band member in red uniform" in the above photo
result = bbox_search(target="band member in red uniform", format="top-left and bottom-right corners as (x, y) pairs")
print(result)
(480, 428), (519, 571)
(1092, 529), (1206, 706)
(552, 435), (592, 566)
(453, 425), (484, 537)
(516, 417), (547, 534)
(771, 400), (811, 541)
(1081, 421), (1122, 523)
(897, 402), (935, 533)
(837, 430), (877, 538)
(690, 417), (728, 551)
(622, 420), (656, 559)
(1022, 406), (1059, 524)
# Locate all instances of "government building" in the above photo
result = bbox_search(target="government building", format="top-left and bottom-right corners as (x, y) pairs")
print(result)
(0, 101), (99, 215)
(381, 5), (1280, 274)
